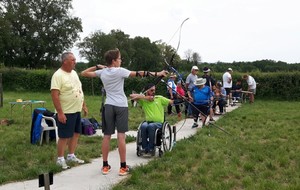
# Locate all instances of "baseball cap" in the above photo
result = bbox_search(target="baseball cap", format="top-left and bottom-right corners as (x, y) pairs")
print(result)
(191, 66), (199, 71)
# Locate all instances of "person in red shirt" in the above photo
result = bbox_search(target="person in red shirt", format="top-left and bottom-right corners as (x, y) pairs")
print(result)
(176, 81), (186, 117)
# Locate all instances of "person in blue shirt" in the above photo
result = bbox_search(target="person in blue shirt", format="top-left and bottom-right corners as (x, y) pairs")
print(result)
(187, 78), (213, 128)
(166, 74), (181, 118)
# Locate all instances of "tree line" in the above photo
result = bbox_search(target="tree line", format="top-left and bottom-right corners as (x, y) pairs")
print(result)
(1, 0), (299, 73)
(0, 0), (201, 71)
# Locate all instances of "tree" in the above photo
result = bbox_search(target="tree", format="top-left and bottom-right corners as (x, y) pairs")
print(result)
(77, 30), (117, 66)
(155, 41), (181, 70)
(192, 52), (201, 65)
(130, 36), (163, 71)
(184, 49), (193, 64)
(0, 0), (82, 68)
(77, 30), (164, 71)
(77, 29), (133, 67)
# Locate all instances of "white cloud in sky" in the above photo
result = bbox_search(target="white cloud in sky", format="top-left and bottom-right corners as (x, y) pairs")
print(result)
(71, 0), (300, 63)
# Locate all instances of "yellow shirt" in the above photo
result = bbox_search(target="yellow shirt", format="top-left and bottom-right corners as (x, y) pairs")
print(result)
(51, 68), (84, 113)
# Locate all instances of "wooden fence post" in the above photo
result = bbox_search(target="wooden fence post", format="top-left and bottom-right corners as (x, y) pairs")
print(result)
(0, 73), (3, 107)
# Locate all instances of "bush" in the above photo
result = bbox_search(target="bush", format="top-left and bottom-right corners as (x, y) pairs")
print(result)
(1, 68), (300, 101)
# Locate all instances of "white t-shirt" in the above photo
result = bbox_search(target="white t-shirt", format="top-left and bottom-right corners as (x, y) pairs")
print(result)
(222, 72), (232, 88)
(51, 68), (84, 113)
(186, 73), (198, 91)
(95, 67), (131, 107)
(247, 75), (256, 89)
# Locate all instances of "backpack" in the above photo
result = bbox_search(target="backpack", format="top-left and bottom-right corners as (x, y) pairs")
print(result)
(81, 118), (96, 136)
(88, 117), (101, 129)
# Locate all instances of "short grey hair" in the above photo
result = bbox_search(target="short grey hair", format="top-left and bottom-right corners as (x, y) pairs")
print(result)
(61, 52), (73, 63)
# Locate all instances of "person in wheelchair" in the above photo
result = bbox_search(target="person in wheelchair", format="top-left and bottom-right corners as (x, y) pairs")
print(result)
(130, 83), (174, 156)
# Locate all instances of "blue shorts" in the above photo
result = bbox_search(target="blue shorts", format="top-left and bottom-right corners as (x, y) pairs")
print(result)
(56, 112), (81, 138)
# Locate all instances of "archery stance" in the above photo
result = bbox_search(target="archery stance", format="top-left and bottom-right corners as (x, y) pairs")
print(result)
(130, 83), (173, 157)
(80, 48), (167, 176)
(188, 78), (213, 128)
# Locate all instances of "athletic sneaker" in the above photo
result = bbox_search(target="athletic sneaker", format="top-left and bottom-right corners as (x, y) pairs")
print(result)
(66, 155), (85, 164)
(101, 165), (111, 175)
(56, 159), (70, 169)
(119, 165), (131, 176)
(192, 123), (198, 128)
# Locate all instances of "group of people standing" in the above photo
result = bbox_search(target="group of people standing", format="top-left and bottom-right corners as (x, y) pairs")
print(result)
(166, 66), (257, 128)
(50, 49), (256, 176)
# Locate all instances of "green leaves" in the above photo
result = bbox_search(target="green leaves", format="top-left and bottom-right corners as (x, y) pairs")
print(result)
(0, 0), (82, 68)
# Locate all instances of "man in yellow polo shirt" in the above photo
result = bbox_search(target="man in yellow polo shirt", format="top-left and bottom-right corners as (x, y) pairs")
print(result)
(51, 52), (88, 169)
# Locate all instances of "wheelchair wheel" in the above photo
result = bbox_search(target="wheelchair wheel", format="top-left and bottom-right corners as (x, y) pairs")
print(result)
(136, 122), (143, 157)
(162, 122), (173, 152)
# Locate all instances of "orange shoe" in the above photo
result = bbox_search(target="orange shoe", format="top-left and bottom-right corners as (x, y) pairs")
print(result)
(101, 165), (111, 175)
(119, 165), (131, 176)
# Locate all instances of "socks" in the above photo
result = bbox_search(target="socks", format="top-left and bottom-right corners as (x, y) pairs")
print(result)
(103, 161), (108, 167)
(67, 153), (75, 158)
(121, 162), (126, 168)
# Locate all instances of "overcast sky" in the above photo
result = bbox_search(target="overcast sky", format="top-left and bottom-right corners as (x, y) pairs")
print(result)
(71, 0), (300, 63)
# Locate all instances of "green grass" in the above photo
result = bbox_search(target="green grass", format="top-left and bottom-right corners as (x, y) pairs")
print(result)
(1, 92), (300, 189)
(0, 91), (178, 185)
(113, 101), (300, 190)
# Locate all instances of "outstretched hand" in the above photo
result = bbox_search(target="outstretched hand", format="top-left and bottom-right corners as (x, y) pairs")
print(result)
(129, 93), (140, 100)
(159, 70), (169, 77)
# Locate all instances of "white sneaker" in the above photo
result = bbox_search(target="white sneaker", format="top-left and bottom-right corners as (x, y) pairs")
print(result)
(56, 159), (70, 169)
(66, 155), (85, 164)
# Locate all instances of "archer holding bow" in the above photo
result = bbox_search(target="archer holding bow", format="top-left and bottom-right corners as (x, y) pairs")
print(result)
(80, 48), (168, 176)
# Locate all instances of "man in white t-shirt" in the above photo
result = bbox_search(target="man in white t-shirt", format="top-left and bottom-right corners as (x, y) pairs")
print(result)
(243, 74), (257, 103)
(185, 66), (199, 117)
(222, 68), (233, 106)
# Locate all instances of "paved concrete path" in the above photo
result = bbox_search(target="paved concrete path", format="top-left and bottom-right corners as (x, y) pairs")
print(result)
(0, 105), (239, 190)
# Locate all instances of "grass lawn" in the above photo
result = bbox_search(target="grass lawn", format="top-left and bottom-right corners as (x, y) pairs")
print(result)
(1, 91), (300, 189)
(0, 91), (178, 185)
(113, 100), (300, 190)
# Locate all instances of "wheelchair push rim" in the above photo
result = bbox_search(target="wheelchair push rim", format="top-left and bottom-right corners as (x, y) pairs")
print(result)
(162, 122), (173, 152)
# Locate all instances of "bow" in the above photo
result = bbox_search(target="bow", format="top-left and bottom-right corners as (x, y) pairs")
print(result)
(165, 18), (189, 80)
(161, 18), (234, 137)
(163, 18), (190, 99)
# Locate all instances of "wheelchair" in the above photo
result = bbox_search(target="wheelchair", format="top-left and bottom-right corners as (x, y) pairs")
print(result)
(136, 121), (175, 157)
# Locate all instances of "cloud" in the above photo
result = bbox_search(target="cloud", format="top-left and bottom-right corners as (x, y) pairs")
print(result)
(72, 0), (300, 63)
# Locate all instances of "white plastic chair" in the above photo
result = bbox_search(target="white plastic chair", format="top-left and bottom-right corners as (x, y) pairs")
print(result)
(40, 115), (58, 145)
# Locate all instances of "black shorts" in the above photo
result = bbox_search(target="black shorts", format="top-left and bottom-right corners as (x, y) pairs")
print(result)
(225, 88), (232, 95)
(191, 103), (210, 117)
(56, 112), (81, 138)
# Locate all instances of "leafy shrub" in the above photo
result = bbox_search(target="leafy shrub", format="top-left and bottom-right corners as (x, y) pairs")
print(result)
(1, 68), (300, 101)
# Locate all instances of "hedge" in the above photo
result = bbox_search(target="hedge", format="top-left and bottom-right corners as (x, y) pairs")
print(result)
(1, 68), (300, 101)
